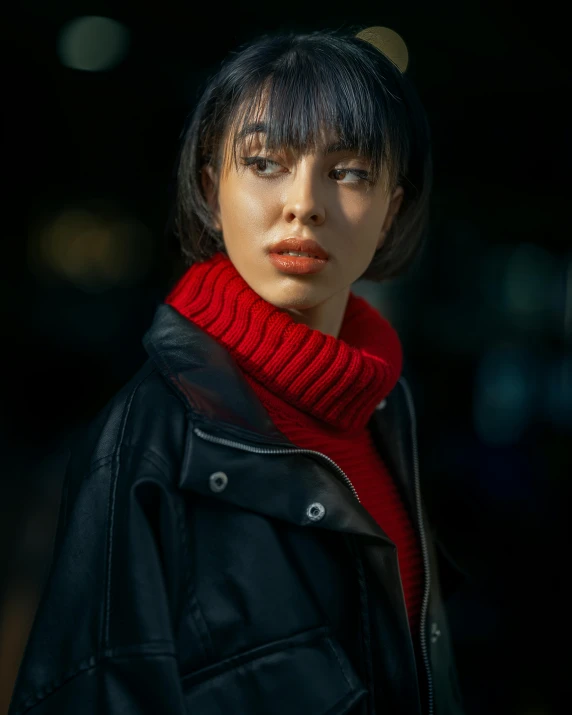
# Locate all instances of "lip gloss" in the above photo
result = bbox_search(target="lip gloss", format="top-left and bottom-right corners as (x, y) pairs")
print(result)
(268, 253), (328, 275)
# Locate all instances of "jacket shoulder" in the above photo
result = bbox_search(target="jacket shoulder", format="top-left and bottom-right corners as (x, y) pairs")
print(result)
(54, 356), (192, 573)
(9, 361), (194, 714)
(67, 357), (190, 489)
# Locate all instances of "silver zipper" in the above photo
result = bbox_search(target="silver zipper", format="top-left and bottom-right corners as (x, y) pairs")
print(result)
(194, 425), (375, 707)
(195, 403), (433, 714)
(398, 377), (433, 715)
(193, 427), (361, 503)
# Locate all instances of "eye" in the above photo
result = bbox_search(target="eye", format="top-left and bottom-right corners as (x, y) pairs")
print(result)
(241, 156), (285, 177)
(330, 168), (371, 184)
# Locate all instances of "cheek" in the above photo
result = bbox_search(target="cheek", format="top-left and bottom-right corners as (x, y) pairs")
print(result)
(219, 178), (279, 232)
(336, 192), (386, 238)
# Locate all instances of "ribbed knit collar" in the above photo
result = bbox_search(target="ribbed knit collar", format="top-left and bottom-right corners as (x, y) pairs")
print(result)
(164, 251), (403, 432)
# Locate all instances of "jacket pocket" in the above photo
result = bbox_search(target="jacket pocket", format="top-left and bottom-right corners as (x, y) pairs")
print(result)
(180, 625), (367, 715)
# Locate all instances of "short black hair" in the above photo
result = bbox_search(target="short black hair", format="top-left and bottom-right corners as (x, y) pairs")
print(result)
(172, 29), (433, 281)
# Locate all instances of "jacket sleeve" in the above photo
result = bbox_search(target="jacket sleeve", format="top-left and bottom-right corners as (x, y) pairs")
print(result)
(8, 442), (191, 715)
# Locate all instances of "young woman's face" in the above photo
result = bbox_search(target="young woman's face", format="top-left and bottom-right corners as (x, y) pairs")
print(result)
(202, 122), (403, 334)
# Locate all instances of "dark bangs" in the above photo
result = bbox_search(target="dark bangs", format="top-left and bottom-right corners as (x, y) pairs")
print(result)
(174, 30), (432, 281)
(219, 35), (409, 190)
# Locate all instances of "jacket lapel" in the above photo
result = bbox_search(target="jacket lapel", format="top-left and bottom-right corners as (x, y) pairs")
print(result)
(143, 303), (411, 545)
(368, 386), (418, 523)
(142, 304), (287, 442)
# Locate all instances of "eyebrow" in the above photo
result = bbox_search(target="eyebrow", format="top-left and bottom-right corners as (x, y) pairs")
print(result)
(235, 122), (355, 155)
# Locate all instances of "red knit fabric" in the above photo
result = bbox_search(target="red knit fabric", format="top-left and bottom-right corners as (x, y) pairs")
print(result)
(165, 251), (423, 635)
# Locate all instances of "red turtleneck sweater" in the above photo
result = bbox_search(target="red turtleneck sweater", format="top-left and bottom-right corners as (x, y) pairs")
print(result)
(165, 251), (423, 635)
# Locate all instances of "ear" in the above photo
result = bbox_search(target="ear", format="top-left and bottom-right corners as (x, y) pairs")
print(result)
(376, 185), (404, 250)
(201, 165), (222, 231)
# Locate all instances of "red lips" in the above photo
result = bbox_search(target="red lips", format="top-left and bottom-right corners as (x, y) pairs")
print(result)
(268, 238), (329, 260)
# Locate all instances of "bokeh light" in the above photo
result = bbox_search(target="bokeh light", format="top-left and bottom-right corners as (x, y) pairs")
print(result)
(474, 345), (535, 445)
(544, 354), (572, 429)
(57, 16), (130, 72)
(355, 26), (409, 73)
(503, 242), (561, 330)
(565, 257), (572, 340)
(28, 204), (153, 292)
(480, 242), (566, 339)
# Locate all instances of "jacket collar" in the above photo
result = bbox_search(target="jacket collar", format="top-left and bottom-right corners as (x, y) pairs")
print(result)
(143, 304), (290, 443)
(142, 303), (415, 545)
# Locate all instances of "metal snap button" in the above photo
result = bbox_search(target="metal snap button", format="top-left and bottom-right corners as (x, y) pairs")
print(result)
(430, 622), (441, 643)
(306, 502), (326, 522)
(209, 471), (228, 493)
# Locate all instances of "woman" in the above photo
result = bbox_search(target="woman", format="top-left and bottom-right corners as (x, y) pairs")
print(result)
(9, 29), (465, 715)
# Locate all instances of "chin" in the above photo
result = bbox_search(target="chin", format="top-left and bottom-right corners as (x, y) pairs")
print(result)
(266, 287), (325, 312)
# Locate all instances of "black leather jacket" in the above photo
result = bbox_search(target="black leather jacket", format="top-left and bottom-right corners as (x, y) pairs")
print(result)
(9, 303), (466, 715)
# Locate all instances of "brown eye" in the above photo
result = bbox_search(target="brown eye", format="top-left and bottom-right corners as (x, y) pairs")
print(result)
(241, 156), (283, 177)
(330, 168), (370, 183)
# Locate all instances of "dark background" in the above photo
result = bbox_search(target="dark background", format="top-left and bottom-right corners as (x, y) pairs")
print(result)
(2, 2), (570, 713)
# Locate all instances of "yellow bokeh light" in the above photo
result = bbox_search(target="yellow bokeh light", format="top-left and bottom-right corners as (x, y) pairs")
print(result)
(29, 206), (153, 292)
(356, 26), (409, 73)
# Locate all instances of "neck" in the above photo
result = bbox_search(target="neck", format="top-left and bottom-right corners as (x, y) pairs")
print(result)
(283, 286), (350, 338)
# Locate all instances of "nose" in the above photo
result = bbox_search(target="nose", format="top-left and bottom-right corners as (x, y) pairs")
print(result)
(282, 163), (326, 226)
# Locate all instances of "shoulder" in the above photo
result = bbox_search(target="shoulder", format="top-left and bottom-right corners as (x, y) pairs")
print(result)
(51, 357), (193, 597)
(65, 358), (191, 502)
(10, 362), (194, 712)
